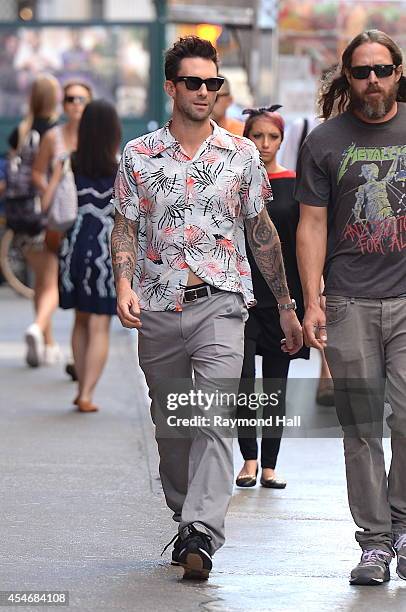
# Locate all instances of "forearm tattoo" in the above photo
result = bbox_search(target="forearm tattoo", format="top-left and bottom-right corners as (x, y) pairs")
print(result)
(245, 208), (290, 300)
(111, 212), (138, 284)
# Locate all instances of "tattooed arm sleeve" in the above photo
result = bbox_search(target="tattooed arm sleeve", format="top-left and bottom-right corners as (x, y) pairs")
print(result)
(245, 208), (290, 301)
(111, 210), (138, 287)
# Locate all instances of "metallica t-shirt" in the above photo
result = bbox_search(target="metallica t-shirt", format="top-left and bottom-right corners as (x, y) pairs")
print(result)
(295, 103), (406, 298)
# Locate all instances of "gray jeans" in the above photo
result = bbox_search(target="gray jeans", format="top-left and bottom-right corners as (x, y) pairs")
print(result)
(138, 290), (247, 552)
(325, 295), (406, 554)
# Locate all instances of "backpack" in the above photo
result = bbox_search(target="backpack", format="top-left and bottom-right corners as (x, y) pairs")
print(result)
(5, 126), (47, 236)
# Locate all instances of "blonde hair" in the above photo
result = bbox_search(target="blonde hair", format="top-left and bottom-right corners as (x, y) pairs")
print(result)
(19, 73), (60, 142)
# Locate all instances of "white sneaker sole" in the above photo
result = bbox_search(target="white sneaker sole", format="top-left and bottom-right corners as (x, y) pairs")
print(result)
(25, 331), (42, 367)
(350, 574), (389, 585)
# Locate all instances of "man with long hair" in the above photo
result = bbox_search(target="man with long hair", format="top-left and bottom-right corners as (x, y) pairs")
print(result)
(296, 30), (406, 585)
(111, 36), (302, 580)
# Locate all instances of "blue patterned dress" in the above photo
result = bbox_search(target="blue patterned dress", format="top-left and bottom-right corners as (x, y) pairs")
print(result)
(59, 173), (116, 315)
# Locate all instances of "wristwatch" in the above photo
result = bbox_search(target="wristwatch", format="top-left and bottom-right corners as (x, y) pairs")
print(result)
(277, 299), (297, 312)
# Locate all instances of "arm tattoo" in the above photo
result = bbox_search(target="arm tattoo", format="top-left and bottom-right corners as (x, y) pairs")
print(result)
(111, 212), (138, 285)
(245, 208), (290, 300)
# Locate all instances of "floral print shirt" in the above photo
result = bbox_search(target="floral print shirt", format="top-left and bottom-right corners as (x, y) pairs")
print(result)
(112, 120), (272, 311)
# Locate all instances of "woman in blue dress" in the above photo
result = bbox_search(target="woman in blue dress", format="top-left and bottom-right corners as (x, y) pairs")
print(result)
(58, 100), (121, 412)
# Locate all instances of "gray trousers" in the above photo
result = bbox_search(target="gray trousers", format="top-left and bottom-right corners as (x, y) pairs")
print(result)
(325, 295), (406, 554)
(138, 290), (247, 552)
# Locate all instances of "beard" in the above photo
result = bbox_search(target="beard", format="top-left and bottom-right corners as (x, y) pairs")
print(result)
(176, 98), (215, 123)
(349, 82), (399, 119)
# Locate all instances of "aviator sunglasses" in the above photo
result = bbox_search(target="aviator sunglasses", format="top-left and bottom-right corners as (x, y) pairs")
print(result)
(349, 64), (398, 79)
(64, 95), (88, 104)
(172, 76), (225, 91)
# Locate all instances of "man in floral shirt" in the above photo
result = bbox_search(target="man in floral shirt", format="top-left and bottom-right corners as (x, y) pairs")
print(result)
(111, 36), (302, 579)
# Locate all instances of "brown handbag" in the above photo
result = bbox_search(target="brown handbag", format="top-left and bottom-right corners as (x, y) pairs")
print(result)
(45, 229), (63, 255)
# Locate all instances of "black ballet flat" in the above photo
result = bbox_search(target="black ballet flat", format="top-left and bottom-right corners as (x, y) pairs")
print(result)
(260, 476), (287, 489)
(236, 467), (258, 488)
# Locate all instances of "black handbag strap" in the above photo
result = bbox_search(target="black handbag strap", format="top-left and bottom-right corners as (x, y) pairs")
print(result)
(298, 118), (309, 150)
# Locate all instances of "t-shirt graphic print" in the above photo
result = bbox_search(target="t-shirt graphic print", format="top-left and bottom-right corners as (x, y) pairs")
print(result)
(295, 103), (406, 298)
(338, 141), (406, 256)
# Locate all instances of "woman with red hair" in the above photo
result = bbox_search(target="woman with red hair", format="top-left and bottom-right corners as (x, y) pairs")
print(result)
(236, 105), (310, 489)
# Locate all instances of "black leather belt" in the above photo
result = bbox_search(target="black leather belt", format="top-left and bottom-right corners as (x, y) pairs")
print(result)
(183, 284), (222, 303)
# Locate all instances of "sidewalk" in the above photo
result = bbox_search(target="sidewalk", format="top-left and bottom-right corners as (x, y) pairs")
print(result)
(0, 285), (405, 611)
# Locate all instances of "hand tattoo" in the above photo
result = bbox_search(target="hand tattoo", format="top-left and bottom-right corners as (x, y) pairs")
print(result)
(111, 211), (138, 284)
(245, 208), (290, 300)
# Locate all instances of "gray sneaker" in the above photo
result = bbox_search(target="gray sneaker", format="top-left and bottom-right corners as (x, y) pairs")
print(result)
(394, 533), (406, 580)
(350, 549), (392, 585)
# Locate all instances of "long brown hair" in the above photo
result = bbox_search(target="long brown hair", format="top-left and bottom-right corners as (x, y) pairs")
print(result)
(20, 73), (60, 141)
(319, 30), (406, 120)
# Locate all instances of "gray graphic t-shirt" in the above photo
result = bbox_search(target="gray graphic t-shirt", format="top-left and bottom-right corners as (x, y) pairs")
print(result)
(295, 103), (406, 298)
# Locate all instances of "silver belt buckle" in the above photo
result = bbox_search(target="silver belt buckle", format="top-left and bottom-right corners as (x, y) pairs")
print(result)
(185, 288), (198, 302)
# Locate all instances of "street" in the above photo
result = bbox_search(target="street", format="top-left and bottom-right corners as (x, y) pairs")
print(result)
(1, 285), (405, 611)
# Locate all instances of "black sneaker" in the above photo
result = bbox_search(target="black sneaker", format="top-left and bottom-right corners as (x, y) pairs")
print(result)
(394, 533), (406, 580)
(177, 524), (213, 580)
(350, 549), (392, 585)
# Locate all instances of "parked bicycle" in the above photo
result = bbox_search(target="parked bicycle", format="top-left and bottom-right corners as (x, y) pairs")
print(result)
(0, 219), (34, 299)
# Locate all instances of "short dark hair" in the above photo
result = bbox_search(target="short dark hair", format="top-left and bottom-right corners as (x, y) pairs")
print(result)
(319, 29), (406, 120)
(165, 36), (219, 81)
(73, 100), (121, 179)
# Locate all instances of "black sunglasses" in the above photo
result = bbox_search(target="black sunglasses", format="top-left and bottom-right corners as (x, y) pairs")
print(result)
(64, 95), (88, 104)
(172, 76), (225, 91)
(350, 64), (397, 79)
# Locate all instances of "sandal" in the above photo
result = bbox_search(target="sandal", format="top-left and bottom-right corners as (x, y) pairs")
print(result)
(77, 399), (99, 413)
